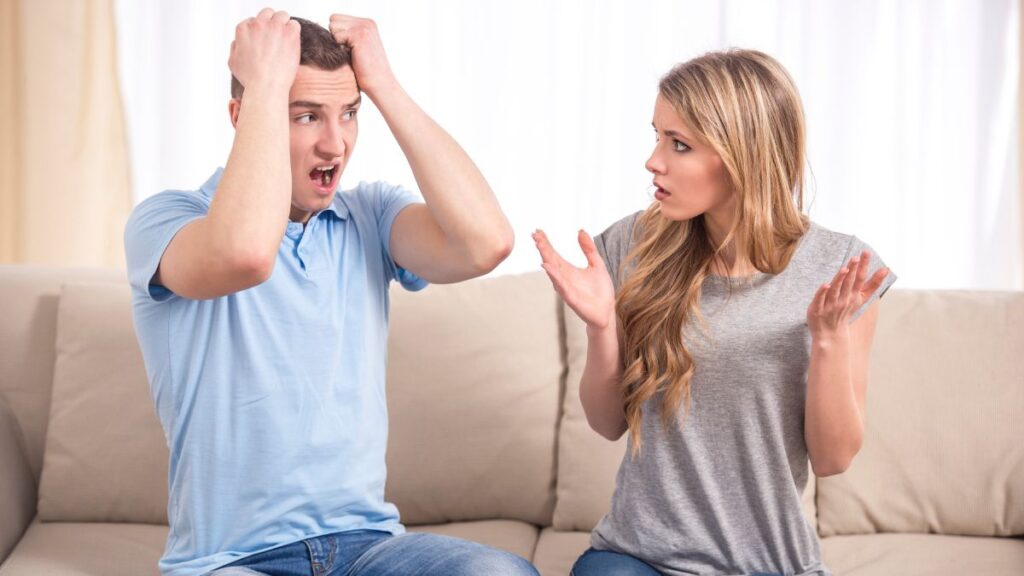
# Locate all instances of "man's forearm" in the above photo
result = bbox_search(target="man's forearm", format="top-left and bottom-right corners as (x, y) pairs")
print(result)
(369, 82), (513, 263)
(208, 87), (292, 268)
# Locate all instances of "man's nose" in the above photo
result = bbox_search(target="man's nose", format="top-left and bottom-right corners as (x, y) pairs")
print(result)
(317, 122), (345, 159)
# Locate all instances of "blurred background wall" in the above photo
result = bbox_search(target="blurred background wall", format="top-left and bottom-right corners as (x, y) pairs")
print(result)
(1, 0), (131, 267)
(1, 0), (1021, 289)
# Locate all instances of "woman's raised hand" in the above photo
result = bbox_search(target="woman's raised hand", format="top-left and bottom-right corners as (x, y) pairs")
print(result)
(532, 229), (616, 330)
(807, 250), (890, 337)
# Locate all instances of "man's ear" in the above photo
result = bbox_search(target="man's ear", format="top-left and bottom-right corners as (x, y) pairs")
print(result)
(228, 98), (241, 128)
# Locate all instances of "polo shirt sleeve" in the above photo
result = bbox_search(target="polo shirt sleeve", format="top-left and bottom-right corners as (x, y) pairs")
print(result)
(372, 183), (429, 292)
(123, 190), (209, 302)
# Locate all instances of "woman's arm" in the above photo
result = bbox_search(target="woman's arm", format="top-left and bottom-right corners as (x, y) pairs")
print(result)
(533, 229), (628, 440)
(804, 251), (889, 476)
(581, 319), (629, 440)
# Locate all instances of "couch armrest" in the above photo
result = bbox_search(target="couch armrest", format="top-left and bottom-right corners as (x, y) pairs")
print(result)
(0, 396), (36, 563)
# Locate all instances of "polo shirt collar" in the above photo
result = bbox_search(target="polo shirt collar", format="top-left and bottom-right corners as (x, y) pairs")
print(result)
(201, 167), (350, 221)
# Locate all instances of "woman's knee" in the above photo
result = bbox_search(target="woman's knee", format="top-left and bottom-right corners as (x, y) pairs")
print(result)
(571, 548), (661, 576)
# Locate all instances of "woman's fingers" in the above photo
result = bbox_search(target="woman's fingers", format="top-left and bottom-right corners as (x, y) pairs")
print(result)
(577, 230), (603, 270)
(838, 258), (859, 307)
(849, 252), (870, 297)
(861, 267), (890, 297)
(811, 283), (829, 317)
(531, 230), (565, 269)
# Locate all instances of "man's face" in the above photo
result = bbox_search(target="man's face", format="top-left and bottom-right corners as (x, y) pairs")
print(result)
(286, 64), (360, 223)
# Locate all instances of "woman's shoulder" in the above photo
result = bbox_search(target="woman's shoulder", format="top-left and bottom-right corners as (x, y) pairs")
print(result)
(799, 220), (876, 264)
(594, 210), (645, 289)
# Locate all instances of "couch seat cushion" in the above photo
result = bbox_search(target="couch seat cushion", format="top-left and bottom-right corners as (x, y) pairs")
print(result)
(532, 528), (591, 576)
(408, 519), (539, 560)
(821, 533), (1024, 575)
(0, 520), (541, 575)
(0, 521), (166, 575)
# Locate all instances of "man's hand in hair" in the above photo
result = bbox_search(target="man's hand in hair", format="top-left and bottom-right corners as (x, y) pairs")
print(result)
(328, 14), (397, 98)
(229, 8), (300, 96)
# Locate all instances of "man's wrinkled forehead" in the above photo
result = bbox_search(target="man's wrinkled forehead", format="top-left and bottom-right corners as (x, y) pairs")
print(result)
(288, 64), (360, 107)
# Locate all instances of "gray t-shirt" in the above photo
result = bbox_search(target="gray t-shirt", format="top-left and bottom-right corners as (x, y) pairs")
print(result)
(590, 212), (897, 576)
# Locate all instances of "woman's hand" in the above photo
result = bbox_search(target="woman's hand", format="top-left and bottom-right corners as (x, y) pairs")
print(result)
(532, 229), (616, 330)
(807, 250), (890, 339)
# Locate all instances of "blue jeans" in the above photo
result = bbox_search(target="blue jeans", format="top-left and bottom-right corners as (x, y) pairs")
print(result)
(207, 529), (539, 576)
(571, 548), (784, 576)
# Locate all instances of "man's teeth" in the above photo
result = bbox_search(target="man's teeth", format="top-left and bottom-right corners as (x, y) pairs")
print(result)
(315, 166), (334, 187)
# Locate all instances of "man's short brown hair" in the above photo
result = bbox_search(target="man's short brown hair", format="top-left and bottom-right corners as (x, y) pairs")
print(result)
(230, 17), (352, 99)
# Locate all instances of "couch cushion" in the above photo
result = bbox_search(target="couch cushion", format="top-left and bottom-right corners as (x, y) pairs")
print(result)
(532, 528), (591, 576)
(0, 266), (124, 483)
(37, 282), (168, 524)
(0, 520), (541, 576)
(0, 398), (35, 562)
(821, 533), (1024, 576)
(817, 290), (1024, 537)
(553, 301), (818, 532)
(0, 521), (166, 575)
(550, 302), (626, 531)
(385, 272), (562, 527)
(408, 520), (539, 560)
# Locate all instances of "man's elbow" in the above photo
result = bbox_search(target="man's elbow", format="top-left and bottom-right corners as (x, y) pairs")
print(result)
(469, 229), (514, 275)
(228, 248), (275, 287)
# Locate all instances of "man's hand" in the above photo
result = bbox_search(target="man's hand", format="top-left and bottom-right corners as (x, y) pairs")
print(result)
(328, 14), (398, 97)
(229, 8), (300, 96)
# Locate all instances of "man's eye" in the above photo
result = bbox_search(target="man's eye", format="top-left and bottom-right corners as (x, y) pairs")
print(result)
(295, 114), (315, 124)
(343, 109), (357, 120)
(673, 140), (690, 152)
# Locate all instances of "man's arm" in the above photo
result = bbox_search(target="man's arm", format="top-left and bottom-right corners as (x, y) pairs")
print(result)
(156, 9), (299, 300)
(330, 15), (513, 284)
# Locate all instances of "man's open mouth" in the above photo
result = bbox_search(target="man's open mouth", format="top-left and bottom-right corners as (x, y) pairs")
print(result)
(310, 164), (339, 189)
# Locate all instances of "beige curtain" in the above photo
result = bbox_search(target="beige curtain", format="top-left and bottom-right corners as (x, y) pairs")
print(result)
(0, 0), (131, 267)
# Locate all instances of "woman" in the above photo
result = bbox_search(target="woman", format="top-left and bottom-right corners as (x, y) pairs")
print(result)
(532, 49), (895, 576)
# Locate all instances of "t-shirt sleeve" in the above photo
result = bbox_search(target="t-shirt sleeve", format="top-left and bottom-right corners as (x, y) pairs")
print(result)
(842, 235), (897, 322)
(372, 182), (429, 292)
(123, 191), (209, 302)
(594, 210), (643, 292)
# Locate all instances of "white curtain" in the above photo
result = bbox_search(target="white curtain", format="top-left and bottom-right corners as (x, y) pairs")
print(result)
(115, 0), (1021, 289)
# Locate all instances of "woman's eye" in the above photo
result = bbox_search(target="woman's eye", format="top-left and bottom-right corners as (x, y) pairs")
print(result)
(673, 140), (690, 152)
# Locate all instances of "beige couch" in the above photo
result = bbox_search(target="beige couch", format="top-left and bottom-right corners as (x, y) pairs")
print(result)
(0, 265), (1022, 576)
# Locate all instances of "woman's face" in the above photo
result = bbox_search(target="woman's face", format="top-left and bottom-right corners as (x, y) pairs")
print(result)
(647, 96), (735, 224)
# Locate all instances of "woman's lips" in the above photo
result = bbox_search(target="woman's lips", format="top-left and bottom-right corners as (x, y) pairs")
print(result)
(654, 187), (670, 201)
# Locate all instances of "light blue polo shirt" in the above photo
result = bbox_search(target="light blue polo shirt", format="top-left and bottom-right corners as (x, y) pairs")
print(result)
(124, 168), (427, 576)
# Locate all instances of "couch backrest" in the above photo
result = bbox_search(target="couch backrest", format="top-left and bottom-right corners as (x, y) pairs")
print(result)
(2, 267), (564, 528)
(0, 266), (124, 485)
(5, 265), (1021, 538)
(816, 290), (1024, 537)
(386, 272), (563, 526)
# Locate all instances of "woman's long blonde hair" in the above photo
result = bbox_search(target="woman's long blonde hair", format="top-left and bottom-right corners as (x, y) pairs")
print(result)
(617, 49), (810, 455)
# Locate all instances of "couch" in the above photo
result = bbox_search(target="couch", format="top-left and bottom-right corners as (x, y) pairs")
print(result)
(0, 265), (1022, 575)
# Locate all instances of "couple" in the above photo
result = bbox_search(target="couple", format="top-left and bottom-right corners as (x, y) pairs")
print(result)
(125, 10), (895, 576)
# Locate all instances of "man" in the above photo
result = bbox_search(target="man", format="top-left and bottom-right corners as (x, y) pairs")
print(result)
(125, 9), (537, 576)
